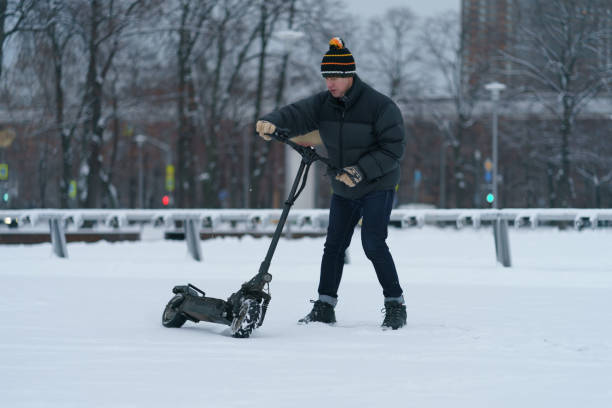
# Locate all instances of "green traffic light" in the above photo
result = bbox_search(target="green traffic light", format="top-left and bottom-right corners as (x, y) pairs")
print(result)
(2, 192), (8, 202)
(486, 193), (495, 204)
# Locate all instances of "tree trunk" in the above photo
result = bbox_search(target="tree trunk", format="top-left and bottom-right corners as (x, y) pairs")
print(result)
(439, 140), (447, 209)
(222, 26), (262, 208)
(524, 160), (534, 208)
(274, 0), (294, 110)
(52, 37), (71, 208)
(0, 0), (6, 81)
(200, 21), (227, 208)
(558, 95), (573, 208)
(271, 0), (295, 207)
(547, 162), (556, 207)
(176, 20), (197, 208)
(103, 89), (120, 208)
(83, 0), (104, 208)
(249, 2), (275, 208)
(38, 133), (51, 207)
(451, 121), (467, 208)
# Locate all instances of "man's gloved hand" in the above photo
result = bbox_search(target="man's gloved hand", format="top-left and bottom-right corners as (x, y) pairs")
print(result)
(335, 166), (363, 188)
(255, 120), (276, 141)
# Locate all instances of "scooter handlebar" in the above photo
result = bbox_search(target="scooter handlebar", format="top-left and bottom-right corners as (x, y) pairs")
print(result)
(263, 128), (340, 172)
(267, 127), (291, 141)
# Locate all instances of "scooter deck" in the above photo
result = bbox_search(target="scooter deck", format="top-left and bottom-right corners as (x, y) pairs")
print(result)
(169, 285), (234, 326)
(180, 294), (233, 326)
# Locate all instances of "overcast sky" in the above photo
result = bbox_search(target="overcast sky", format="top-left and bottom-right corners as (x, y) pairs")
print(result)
(345, 0), (460, 18)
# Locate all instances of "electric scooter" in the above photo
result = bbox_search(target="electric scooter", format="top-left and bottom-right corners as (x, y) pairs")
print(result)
(161, 128), (334, 338)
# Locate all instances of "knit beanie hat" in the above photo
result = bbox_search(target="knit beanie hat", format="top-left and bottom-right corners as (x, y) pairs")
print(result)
(321, 37), (356, 78)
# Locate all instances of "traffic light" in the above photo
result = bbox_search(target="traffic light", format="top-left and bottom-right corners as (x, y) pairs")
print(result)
(0, 163), (8, 180)
(484, 158), (492, 183)
(162, 195), (170, 206)
(68, 180), (77, 199)
(484, 159), (494, 205)
(165, 165), (175, 192)
(2, 192), (8, 202)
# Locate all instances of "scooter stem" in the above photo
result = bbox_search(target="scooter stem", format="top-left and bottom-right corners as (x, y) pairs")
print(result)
(251, 129), (322, 288)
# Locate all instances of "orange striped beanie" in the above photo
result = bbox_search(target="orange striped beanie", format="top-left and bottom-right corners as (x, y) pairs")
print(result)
(321, 37), (356, 78)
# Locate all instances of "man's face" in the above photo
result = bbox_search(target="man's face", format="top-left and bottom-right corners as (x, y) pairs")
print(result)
(325, 76), (353, 98)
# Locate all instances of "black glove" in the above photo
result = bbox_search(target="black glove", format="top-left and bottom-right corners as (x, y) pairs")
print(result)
(335, 166), (363, 187)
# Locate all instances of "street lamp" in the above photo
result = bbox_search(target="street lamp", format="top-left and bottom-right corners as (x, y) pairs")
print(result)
(135, 134), (146, 208)
(485, 82), (511, 267)
(134, 134), (173, 209)
(485, 82), (506, 208)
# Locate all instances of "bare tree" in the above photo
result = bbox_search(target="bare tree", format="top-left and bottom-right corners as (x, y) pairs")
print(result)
(26, 1), (82, 208)
(573, 118), (612, 207)
(75, 0), (142, 208)
(8, 0), (83, 207)
(361, 7), (422, 102)
(246, 0), (287, 208)
(421, 11), (489, 208)
(194, 0), (259, 208)
(196, 0), (337, 208)
(0, 0), (33, 82)
(1, 0), (405, 209)
(503, 0), (612, 207)
(169, 0), (214, 208)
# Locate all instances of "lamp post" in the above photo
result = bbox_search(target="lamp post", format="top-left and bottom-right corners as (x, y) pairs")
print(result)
(134, 134), (173, 209)
(484, 82), (511, 267)
(485, 82), (506, 208)
(135, 134), (146, 208)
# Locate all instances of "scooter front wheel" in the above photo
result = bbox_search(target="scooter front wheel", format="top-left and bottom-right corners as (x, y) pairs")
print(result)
(162, 294), (188, 328)
(231, 299), (261, 338)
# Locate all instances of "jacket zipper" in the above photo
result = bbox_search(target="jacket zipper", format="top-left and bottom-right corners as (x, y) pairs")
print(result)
(338, 108), (345, 168)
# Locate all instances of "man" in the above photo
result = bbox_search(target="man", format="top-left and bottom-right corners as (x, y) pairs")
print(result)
(256, 37), (407, 330)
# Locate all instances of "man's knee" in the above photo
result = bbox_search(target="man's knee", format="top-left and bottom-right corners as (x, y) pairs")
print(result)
(324, 238), (346, 255)
(361, 235), (388, 259)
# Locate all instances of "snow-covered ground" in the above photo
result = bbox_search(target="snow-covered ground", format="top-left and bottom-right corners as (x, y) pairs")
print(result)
(1, 227), (611, 407)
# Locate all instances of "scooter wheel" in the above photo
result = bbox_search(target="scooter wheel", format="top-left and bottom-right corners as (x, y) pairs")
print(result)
(162, 294), (187, 328)
(231, 298), (261, 338)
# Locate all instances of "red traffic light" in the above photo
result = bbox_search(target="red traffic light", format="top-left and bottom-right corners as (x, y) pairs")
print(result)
(162, 195), (170, 206)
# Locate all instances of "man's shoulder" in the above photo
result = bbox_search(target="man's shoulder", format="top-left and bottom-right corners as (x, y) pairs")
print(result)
(360, 81), (396, 108)
(372, 87), (396, 105)
(359, 82), (400, 119)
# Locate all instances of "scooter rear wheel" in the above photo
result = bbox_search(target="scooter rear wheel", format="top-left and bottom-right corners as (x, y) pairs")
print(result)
(162, 294), (188, 328)
(231, 299), (261, 338)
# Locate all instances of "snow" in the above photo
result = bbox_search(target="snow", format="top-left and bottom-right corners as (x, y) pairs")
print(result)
(1, 227), (612, 407)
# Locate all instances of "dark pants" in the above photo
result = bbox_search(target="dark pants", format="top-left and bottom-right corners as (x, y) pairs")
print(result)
(318, 190), (403, 299)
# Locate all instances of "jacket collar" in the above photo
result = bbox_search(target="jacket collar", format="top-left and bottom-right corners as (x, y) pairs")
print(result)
(329, 75), (366, 110)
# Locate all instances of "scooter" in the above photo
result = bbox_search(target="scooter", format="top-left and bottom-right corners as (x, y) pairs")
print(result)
(161, 128), (333, 338)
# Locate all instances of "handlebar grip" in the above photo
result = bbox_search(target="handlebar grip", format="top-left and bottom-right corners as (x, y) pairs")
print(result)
(272, 128), (291, 138)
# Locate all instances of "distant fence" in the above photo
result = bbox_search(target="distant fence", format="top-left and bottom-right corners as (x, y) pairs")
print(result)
(1, 208), (612, 267)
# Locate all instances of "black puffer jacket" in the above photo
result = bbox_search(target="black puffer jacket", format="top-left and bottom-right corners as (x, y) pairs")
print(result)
(261, 75), (406, 200)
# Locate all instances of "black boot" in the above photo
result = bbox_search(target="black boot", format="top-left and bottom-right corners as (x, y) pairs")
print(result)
(298, 300), (336, 324)
(381, 301), (407, 330)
